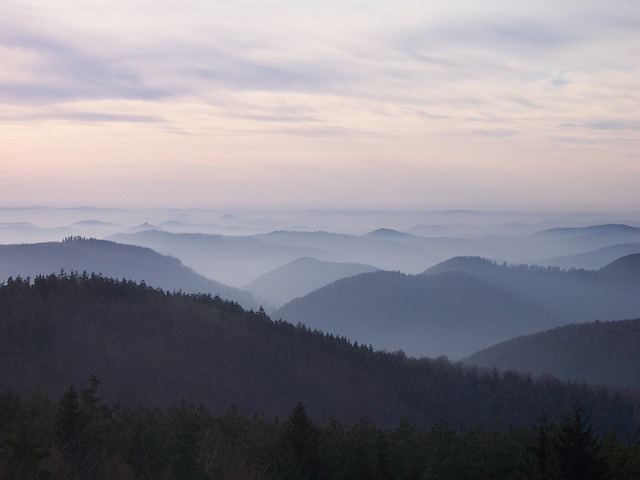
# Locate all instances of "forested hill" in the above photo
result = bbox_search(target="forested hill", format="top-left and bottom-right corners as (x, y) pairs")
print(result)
(464, 318), (640, 389)
(422, 255), (640, 324)
(599, 253), (640, 282)
(0, 273), (636, 436)
(274, 270), (558, 359)
(0, 236), (259, 308)
(242, 257), (379, 308)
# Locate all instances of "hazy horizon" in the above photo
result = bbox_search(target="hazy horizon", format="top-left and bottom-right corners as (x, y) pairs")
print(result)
(2, 1), (638, 211)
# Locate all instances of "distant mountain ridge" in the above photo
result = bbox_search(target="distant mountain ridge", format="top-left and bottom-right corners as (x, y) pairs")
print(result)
(538, 243), (640, 270)
(274, 269), (557, 359)
(536, 224), (640, 236)
(0, 237), (258, 308)
(242, 257), (378, 308)
(464, 318), (640, 390)
(422, 255), (640, 324)
(599, 253), (640, 282)
(0, 273), (635, 435)
(364, 228), (417, 240)
(109, 229), (330, 286)
(275, 254), (640, 359)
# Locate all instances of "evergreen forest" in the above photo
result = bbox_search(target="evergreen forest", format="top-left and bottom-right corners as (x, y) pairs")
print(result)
(2, 382), (640, 479)
(1, 272), (639, 479)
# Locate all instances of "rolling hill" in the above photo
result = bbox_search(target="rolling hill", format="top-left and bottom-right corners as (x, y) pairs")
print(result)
(464, 318), (640, 390)
(242, 257), (378, 308)
(599, 253), (640, 282)
(527, 224), (640, 259)
(537, 243), (640, 270)
(422, 255), (640, 324)
(0, 236), (259, 308)
(110, 228), (505, 287)
(273, 270), (558, 359)
(109, 229), (330, 286)
(107, 224), (640, 288)
(253, 229), (497, 274)
(473, 223), (640, 265)
(0, 272), (635, 435)
(535, 223), (640, 238)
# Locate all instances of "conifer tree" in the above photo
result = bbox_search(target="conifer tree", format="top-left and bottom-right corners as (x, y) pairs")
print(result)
(554, 404), (608, 480)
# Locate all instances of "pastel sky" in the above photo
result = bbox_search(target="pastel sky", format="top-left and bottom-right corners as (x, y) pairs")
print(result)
(1, 0), (639, 210)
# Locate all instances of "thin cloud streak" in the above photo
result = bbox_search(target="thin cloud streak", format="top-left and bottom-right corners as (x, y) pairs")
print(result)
(0, 0), (638, 209)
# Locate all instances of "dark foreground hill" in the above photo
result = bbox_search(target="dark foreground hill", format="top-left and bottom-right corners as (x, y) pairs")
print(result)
(464, 318), (640, 390)
(274, 270), (558, 359)
(0, 273), (636, 435)
(0, 236), (259, 309)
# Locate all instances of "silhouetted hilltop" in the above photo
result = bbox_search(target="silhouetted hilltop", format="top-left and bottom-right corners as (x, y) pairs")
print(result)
(0, 273), (635, 434)
(364, 228), (416, 240)
(242, 257), (378, 308)
(274, 270), (557, 359)
(0, 237), (258, 308)
(464, 318), (640, 390)
(599, 253), (640, 282)
(421, 256), (499, 276)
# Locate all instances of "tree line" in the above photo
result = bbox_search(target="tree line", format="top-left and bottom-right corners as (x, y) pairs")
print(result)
(1, 272), (639, 478)
(1, 379), (639, 479)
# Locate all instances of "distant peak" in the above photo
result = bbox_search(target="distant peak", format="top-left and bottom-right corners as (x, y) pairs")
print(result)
(599, 253), (640, 281)
(422, 256), (498, 275)
(126, 223), (162, 234)
(71, 220), (117, 227)
(365, 228), (408, 238)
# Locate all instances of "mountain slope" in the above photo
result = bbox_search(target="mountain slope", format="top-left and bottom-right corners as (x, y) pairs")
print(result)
(0, 273), (635, 435)
(242, 257), (379, 308)
(471, 223), (640, 265)
(110, 230), (330, 286)
(422, 255), (640, 324)
(528, 224), (640, 260)
(599, 253), (640, 282)
(274, 270), (558, 359)
(535, 223), (640, 237)
(0, 237), (258, 308)
(251, 230), (497, 274)
(538, 243), (640, 270)
(464, 318), (640, 389)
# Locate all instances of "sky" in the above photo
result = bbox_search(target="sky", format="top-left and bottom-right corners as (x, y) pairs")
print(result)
(1, 0), (639, 210)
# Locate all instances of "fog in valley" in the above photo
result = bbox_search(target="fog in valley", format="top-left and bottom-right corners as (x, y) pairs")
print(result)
(2, 205), (639, 361)
(3, 0), (640, 475)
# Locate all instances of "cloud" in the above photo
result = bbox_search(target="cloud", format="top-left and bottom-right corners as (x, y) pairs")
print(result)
(0, 0), (638, 210)
(3, 1), (636, 115)
(0, 26), (172, 103)
(585, 121), (640, 132)
(51, 112), (163, 123)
